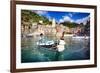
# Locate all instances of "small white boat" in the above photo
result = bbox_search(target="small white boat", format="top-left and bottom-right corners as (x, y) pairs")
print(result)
(37, 40), (54, 46)
(26, 32), (42, 37)
(64, 34), (74, 37)
(37, 40), (55, 48)
(26, 33), (33, 37)
(72, 36), (89, 40)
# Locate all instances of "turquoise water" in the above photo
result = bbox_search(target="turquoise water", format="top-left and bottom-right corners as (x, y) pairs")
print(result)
(21, 36), (90, 63)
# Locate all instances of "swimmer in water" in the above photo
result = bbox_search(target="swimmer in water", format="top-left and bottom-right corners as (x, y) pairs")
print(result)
(55, 32), (66, 61)
(57, 37), (65, 52)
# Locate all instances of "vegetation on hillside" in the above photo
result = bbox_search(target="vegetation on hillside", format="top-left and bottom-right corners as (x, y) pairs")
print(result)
(21, 10), (51, 25)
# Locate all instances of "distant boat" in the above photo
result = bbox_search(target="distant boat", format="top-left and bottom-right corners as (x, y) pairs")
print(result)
(37, 40), (56, 48)
(64, 34), (74, 37)
(72, 36), (89, 40)
(26, 32), (42, 37)
(26, 33), (33, 37)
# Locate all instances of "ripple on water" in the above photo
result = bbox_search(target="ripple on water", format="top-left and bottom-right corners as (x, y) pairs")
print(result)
(21, 36), (90, 63)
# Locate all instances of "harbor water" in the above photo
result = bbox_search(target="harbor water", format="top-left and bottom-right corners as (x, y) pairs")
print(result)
(21, 35), (90, 63)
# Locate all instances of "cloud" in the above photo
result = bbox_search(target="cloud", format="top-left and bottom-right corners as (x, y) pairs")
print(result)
(63, 16), (74, 22)
(34, 11), (48, 15)
(59, 19), (64, 23)
(75, 15), (90, 24)
(68, 13), (73, 17)
(33, 10), (52, 21)
(59, 14), (90, 25)
(68, 12), (77, 17)
(59, 15), (74, 23)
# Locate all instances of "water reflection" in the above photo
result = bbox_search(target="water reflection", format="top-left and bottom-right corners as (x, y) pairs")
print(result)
(21, 36), (90, 63)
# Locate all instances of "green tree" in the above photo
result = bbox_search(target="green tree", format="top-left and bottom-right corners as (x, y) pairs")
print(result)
(61, 21), (78, 28)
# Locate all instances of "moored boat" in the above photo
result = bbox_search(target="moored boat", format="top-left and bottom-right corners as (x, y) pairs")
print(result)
(37, 40), (56, 48)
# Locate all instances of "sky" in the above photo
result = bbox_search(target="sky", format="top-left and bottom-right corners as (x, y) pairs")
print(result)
(33, 10), (90, 24)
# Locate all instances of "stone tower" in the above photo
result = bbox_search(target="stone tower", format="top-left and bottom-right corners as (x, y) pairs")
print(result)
(52, 18), (56, 27)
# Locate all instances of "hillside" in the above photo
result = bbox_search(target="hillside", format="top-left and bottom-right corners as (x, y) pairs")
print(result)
(21, 10), (51, 25)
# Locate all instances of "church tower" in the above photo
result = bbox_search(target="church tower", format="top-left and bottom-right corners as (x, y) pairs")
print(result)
(52, 18), (56, 27)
